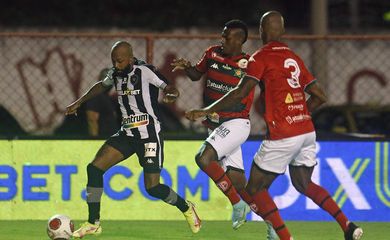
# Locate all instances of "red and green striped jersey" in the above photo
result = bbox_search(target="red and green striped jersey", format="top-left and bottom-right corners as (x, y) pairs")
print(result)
(195, 45), (255, 128)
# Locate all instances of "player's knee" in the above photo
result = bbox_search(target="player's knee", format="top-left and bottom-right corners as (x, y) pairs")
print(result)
(195, 151), (206, 168)
(291, 179), (309, 194)
(245, 185), (256, 196)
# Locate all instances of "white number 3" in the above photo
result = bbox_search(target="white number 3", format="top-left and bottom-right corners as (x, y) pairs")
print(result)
(284, 58), (301, 88)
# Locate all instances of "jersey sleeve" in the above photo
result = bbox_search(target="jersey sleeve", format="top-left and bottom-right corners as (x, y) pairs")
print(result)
(245, 53), (265, 82)
(298, 59), (316, 89)
(143, 66), (167, 89)
(194, 47), (211, 73)
(101, 68), (114, 87)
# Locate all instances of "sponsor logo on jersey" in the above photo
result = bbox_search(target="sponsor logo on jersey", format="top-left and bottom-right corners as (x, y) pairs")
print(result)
(287, 104), (304, 111)
(122, 113), (149, 129)
(285, 93), (294, 103)
(144, 142), (157, 157)
(237, 58), (248, 69)
(222, 64), (232, 70)
(292, 92), (304, 101)
(118, 89), (141, 95)
(206, 79), (233, 93)
(285, 114), (311, 124)
(272, 46), (290, 50)
(211, 63), (219, 69)
(234, 69), (244, 78)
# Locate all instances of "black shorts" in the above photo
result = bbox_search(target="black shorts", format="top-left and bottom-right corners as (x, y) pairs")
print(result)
(105, 130), (164, 173)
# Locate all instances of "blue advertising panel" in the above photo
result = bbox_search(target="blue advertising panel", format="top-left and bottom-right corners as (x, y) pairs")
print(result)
(0, 140), (389, 221)
(242, 141), (390, 221)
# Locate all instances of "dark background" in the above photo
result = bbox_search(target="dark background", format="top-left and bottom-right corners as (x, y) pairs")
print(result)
(1, 0), (389, 32)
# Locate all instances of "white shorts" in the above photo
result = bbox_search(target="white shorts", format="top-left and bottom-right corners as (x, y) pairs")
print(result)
(206, 118), (250, 171)
(253, 131), (317, 174)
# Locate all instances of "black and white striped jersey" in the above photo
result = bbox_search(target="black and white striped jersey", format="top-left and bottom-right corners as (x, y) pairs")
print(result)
(102, 65), (167, 139)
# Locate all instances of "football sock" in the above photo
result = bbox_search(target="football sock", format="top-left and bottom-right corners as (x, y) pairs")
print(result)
(146, 184), (189, 212)
(305, 182), (349, 232)
(86, 164), (104, 224)
(252, 190), (292, 240)
(238, 189), (253, 204)
(203, 161), (240, 205)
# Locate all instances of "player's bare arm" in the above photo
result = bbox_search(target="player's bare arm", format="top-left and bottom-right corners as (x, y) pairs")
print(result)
(305, 82), (327, 112)
(171, 58), (203, 81)
(162, 84), (180, 104)
(185, 76), (257, 121)
(65, 81), (109, 115)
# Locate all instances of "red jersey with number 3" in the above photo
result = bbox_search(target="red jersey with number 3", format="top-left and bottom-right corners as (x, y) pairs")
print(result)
(195, 45), (254, 128)
(246, 41), (315, 140)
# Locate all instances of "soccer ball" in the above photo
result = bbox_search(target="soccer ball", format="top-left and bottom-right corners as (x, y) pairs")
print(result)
(46, 214), (74, 240)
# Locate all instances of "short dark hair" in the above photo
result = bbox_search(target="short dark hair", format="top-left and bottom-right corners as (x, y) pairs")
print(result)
(224, 19), (248, 43)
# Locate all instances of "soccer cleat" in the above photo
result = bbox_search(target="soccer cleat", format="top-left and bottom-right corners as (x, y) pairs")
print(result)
(232, 200), (251, 230)
(183, 201), (201, 233)
(344, 222), (363, 240)
(72, 221), (102, 238)
(266, 221), (279, 240)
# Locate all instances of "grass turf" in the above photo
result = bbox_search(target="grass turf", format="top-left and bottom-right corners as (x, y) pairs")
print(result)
(0, 220), (387, 239)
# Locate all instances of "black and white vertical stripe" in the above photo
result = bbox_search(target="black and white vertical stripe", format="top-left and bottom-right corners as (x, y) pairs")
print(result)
(114, 65), (165, 139)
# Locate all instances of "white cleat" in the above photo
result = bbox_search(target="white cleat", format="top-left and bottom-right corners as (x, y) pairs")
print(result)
(72, 221), (102, 238)
(183, 201), (201, 233)
(265, 221), (279, 240)
(232, 200), (251, 230)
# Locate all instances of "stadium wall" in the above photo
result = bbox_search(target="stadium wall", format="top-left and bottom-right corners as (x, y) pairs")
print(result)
(0, 140), (389, 221)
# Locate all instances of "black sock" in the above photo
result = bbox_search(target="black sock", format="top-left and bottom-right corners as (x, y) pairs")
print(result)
(147, 184), (189, 212)
(88, 202), (100, 224)
(86, 164), (104, 224)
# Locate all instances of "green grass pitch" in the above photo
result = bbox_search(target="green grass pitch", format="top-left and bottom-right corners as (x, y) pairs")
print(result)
(0, 220), (387, 239)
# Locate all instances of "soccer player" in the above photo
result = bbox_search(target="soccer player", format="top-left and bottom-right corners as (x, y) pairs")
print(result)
(66, 41), (201, 238)
(171, 19), (276, 238)
(185, 11), (363, 240)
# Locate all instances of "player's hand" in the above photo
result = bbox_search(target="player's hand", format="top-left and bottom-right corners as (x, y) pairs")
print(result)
(185, 109), (208, 121)
(171, 58), (191, 72)
(65, 101), (81, 116)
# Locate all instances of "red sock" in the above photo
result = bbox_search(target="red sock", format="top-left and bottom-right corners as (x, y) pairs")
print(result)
(252, 190), (292, 240)
(203, 161), (240, 205)
(305, 182), (349, 232)
(238, 189), (253, 205)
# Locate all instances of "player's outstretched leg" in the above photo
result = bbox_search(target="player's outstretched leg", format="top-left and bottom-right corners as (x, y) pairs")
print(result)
(290, 166), (363, 240)
(145, 180), (201, 233)
(304, 182), (363, 240)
